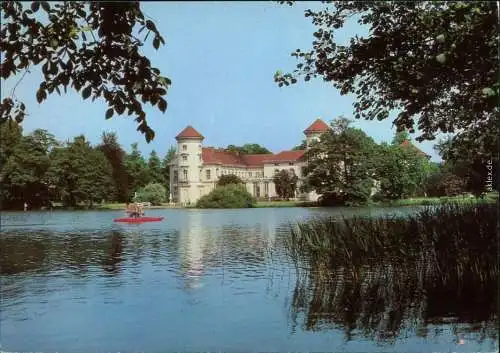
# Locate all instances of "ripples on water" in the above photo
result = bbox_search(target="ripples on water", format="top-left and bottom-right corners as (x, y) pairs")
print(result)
(0, 208), (497, 352)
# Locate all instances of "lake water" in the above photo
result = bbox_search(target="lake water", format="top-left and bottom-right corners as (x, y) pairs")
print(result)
(1, 207), (497, 352)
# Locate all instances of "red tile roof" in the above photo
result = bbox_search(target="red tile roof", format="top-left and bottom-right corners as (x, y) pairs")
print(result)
(266, 150), (306, 163)
(400, 140), (429, 157)
(175, 125), (204, 140)
(241, 154), (276, 166)
(304, 118), (330, 135)
(201, 147), (305, 167)
(202, 148), (246, 166)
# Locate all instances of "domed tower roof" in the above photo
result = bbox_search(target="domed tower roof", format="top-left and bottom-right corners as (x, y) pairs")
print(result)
(303, 118), (330, 135)
(175, 125), (204, 141)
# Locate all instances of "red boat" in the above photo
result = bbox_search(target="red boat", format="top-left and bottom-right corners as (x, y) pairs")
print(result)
(113, 217), (165, 223)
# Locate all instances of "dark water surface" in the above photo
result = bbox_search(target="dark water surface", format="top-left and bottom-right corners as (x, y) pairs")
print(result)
(1, 207), (497, 352)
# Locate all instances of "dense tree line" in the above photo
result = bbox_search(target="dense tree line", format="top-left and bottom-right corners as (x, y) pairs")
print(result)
(301, 118), (496, 206)
(0, 121), (176, 209)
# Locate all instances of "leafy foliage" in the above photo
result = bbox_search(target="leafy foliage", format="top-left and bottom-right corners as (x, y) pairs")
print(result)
(273, 169), (298, 199)
(302, 118), (377, 205)
(392, 131), (410, 145)
(46, 135), (114, 206)
(1, 1), (170, 141)
(0, 120), (23, 167)
(161, 145), (176, 198)
(147, 150), (164, 185)
(291, 139), (307, 151)
(276, 2), (498, 158)
(0, 129), (57, 208)
(0, 126), (181, 209)
(375, 138), (432, 200)
(225, 143), (271, 155)
(124, 142), (149, 197)
(97, 132), (129, 202)
(196, 184), (256, 209)
(435, 137), (498, 196)
(217, 174), (244, 187)
(136, 182), (166, 205)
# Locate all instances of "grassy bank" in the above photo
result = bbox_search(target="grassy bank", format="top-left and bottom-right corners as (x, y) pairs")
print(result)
(255, 200), (317, 208)
(96, 203), (180, 210)
(376, 192), (498, 207)
(15, 192), (495, 211)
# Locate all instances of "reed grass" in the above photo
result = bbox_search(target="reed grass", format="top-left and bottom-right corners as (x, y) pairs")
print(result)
(284, 202), (498, 339)
(285, 202), (497, 284)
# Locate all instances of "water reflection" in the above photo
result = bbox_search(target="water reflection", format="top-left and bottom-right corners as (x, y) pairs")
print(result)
(179, 211), (206, 289)
(1, 208), (498, 352)
(288, 260), (498, 346)
(100, 232), (124, 275)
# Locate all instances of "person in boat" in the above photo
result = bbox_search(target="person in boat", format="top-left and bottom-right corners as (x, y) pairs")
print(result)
(137, 203), (145, 217)
(125, 202), (142, 218)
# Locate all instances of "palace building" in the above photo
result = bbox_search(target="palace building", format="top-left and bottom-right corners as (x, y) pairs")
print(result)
(168, 118), (330, 205)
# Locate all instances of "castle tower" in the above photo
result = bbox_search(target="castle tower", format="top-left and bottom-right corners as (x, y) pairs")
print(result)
(303, 118), (330, 149)
(302, 118), (330, 202)
(175, 125), (204, 204)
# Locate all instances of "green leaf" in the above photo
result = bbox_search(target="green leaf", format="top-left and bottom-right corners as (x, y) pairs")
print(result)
(158, 98), (167, 113)
(115, 102), (125, 115)
(436, 34), (445, 43)
(158, 76), (172, 86)
(105, 108), (114, 119)
(41, 1), (50, 12)
(145, 20), (155, 31)
(82, 86), (92, 100)
(435, 53), (446, 64)
(36, 89), (46, 103)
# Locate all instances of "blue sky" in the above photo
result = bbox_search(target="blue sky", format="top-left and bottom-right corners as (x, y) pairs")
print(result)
(2, 1), (441, 161)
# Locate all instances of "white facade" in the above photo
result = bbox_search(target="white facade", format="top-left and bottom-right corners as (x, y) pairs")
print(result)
(169, 120), (329, 205)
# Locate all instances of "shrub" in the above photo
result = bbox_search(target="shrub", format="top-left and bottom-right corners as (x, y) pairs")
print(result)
(197, 184), (256, 208)
(217, 174), (244, 187)
(136, 183), (166, 205)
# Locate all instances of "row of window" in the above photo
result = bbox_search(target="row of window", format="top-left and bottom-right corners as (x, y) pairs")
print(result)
(173, 167), (306, 183)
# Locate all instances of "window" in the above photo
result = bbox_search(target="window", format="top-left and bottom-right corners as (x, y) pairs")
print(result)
(183, 169), (188, 180)
(182, 144), (187, 151)
(301, 167), (307, 176)
(289, 168), (295, 175)
(249, 172), (252, 177)
(264, 182), (269, 196)
(289, 162), (294, 166)
(182, 155), (187, 161)
(274, 169), (279, 174)
(206, 169), (211, 180)
(274, 163), (279, 166)
(173, 171), (178, 183)
(253, 183), (260, 198)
